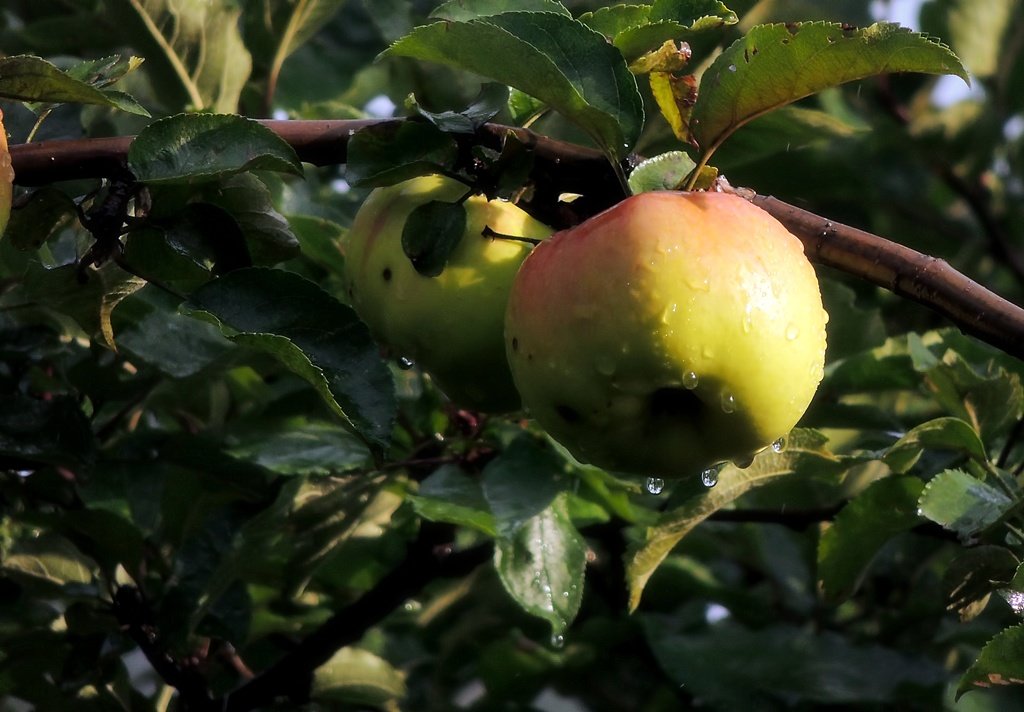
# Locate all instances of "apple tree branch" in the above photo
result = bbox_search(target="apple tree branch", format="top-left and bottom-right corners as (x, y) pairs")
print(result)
(9, 118), (1024, 361)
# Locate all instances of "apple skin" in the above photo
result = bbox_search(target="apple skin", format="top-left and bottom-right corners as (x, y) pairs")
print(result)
(504, 191), (828, 478)
(0, 109), (11, 237)
(344, 175), (553, 411)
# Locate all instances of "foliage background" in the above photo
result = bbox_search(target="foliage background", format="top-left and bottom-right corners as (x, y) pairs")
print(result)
(2, 0), (1024, 710)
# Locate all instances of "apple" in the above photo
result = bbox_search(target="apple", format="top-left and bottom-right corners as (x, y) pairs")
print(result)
(0, 109), (12, 237)
(504, 190), (828, 478)
(344, 174), (553, 411)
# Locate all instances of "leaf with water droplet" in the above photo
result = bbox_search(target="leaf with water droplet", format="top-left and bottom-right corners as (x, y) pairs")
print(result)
(627, 429), (856, 611)
(494, 494), (586, 636)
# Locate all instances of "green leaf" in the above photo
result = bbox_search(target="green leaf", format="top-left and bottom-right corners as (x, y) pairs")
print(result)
(691, 22), (968, 160)
(185, 267), (396, 452)
(817, 476), (925, 602)
(483, 435), (569, 538)
(645, 621), (946, 707)
(287, 215), (347, 277)
(2, 533), (96, 588)
(947, 546), (1019, 621)
(385, 12), (643, 160)
(225, 417), (372, 476)
(345, 121), (458, 188)
(312, 647), (407, 706)
(430, 0), (571, 21)
(401, 199), (468, 277)
(957, 625), (1024, 699)
(201, 173), (300, 265)
(883, 417), (987, 473)
(4, 188), (78, 251)
(917, 469), (1013, 540)
(627, 151), (696, 193)
(507, 88), (546, 125)
(579, 5), (652, 38)
(409, 465), (497, 536)
(105, 0), (251, 112)
(410, 82), (510, 134)
(266, 0), (349, 102)
(0, 395), (97, 471)
(627, 429), (847, 610)
(613, 2), (738, 62)
(494, 495), (586, 635)
(128, 113), (303, 185)
(0, 55), (150, 116)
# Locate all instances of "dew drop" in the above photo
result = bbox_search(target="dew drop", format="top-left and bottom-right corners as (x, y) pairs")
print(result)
(551, 633), (565, 649)
(771, 436), (786, 453)
(785, 323), (800, 341)
(646, 477), (665, 495)
(682, 371), (699, 389)
(397, 356), (415, 370)
(700, 464), (721, 488)
(720, 391), (736, 413)
(742, 312), (753, 333)
(727, 63), (737, 72)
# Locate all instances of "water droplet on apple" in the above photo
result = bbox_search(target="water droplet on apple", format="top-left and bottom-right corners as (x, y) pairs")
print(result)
(720, 391), (736, 413)
(683, 371), (699, 389)
(645, 477), (665, 495)
(785, 323), (800, 341)
(397, 356), (415, 370)
(742, 310), (753, 333)
(702, 345), (715, 359)
(700, 464), (721, 488)
(551, 633), (565, 648)
(728, 63), (737, 72)
(771, 436), (786, 453)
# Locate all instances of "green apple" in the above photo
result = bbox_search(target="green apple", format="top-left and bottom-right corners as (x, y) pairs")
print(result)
(0, 109), (12, 237)
(344, 174), (553, 411)
(505, 191), (828, 478)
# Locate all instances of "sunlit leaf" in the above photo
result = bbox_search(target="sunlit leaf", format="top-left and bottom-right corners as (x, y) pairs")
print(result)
(0, 55), (149, 115)
(917, 469), (1014, 540)
(691, 22), (968, 162)
(957, 625), (1024, 699)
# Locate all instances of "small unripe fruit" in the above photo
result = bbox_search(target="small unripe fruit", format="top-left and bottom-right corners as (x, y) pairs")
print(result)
(344, 175), (553, 411)
(505, 191), (828, 478)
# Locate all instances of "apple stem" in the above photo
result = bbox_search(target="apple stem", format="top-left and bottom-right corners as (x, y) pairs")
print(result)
(481, 225), (543, 245)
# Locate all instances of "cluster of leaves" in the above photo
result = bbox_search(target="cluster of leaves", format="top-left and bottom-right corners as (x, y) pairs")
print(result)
(1, 0), (1024, 710)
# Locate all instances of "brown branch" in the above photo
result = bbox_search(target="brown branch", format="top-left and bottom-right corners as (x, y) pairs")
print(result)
(9, 119), (1024, 361)
(740, 191), (1024, 362)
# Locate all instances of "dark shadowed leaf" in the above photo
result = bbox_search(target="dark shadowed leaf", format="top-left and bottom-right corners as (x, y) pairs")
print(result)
(483, 435), (569, 538)
(410, 465), (497, 536)
(225, 416), (371, 475)
(2, 533), (96, 587)
(201, 173), (300, 265)
(385, 11), (643, 159)
(0, 395), (96, 470)
(128, 113), (302, 184)
(185, 267), (395, 452)
(645, 620), (946, 707)
(401, 199), (467, 277)
(946, 546), (1019, 621)
(4, 188), (78, 250)
(817, 476), (924, 602)
(410, 83), (510, 134)
(345, 121), (458, 187)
